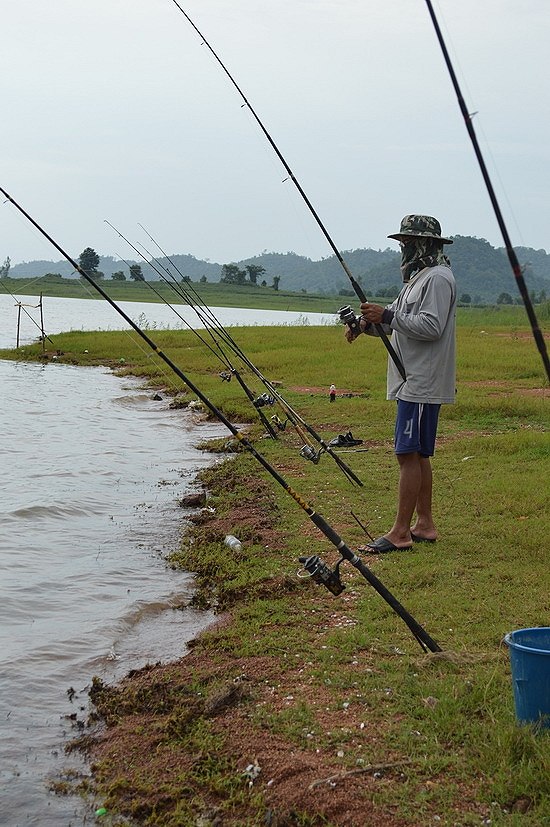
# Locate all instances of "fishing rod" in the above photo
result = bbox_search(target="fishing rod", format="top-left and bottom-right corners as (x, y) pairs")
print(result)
(168, 1), (406, 382)
(107, 226), (280, 439)
(118, 227), (357, 464)
(0, 184), (440, 653)
(135, 223), (366, 486)
(106, 217), (362, 483)
(424, 0), (550, 384)
(132, 233), (363, 484)
(110, 226), (302, 446)
(133, 225), (358, 463)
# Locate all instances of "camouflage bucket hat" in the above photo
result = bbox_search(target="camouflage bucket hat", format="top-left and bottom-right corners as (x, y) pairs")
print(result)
(387, 214), (453, 244)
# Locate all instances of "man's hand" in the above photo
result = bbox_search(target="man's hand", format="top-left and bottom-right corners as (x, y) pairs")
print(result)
(344, 302), (386, 343)
(344, 315), (372, 343)
(360, 302), (385, 325)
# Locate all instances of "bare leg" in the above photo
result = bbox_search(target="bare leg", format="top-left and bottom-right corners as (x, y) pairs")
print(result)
(381, 452), (422, 548)
(411, 456), (437, 540)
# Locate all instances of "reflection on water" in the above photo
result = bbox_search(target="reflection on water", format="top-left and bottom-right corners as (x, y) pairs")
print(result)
(0, 359), (225, 825)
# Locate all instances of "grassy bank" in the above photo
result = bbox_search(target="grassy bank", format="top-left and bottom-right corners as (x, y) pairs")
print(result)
(0, 276), (341, 313)
(2, 314), (549, 826)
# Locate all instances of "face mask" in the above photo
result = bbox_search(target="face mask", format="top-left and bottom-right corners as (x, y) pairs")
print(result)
(399, 238), (451, 282)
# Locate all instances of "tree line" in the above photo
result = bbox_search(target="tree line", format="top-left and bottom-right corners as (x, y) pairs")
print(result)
(78, 248), (145, 282)
(220, 263), (280, 290)
(74, 249), (282, 290)
(5, 234), (550, 303)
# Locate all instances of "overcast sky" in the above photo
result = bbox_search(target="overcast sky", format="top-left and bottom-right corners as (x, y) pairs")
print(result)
(2, 0), (549, 268)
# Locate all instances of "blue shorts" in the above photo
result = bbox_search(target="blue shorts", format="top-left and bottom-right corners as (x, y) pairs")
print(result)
(394, 400), (441, 457)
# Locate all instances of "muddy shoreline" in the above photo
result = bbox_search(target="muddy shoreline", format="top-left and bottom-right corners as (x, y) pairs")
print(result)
(79, 454), (414, 826)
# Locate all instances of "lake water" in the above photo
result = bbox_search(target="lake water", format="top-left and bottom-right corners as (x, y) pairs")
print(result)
(0, 294), (336, 826)
(0, 292), (337, 351)
(0, 359), (227, 825)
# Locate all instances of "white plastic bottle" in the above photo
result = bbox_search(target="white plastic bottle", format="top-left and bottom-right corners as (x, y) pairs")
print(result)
(224, 534), (242, 552)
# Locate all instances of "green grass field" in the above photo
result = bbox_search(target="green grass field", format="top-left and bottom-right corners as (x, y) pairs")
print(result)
(0, 275), (342, 313)
(2, 308), (549, 825)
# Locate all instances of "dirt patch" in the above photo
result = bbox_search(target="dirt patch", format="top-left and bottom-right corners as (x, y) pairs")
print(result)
(89, 646), (412, 827)
(520, 387), (549, 397)
(493, 330), (550, 340)
(461, 380), (549, 397)
(212, 661), (412, 827)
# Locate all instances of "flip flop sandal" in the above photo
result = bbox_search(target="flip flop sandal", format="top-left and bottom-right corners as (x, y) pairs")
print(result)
(361, 536), (413, 554)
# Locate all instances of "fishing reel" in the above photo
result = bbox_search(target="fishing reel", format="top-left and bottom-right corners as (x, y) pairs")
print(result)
(299, 444), (324, 464)
(253, 392), (276, 408)
(270, 414), (288, 432)
(338, 304), (362, 337)
(299, 554), (345, 596)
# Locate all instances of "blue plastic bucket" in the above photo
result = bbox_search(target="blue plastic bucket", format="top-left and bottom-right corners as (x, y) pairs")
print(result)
(504, 628), (550, 728)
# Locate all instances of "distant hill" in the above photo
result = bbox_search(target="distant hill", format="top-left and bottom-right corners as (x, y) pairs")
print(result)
(8, 236), (550, 303)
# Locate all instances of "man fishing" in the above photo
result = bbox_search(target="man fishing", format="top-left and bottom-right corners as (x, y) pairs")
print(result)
(346, 215), (457, 553)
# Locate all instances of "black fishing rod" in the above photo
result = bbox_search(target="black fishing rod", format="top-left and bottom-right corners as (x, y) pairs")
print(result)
(0, 185), (440, 653)
(131, 233), (364, 483)
(168, 1), (406, 382)
(424, 0), (550, 384)
(115, 252), (232, 368)
(106, 218), (359, 482)
(106, 225), (280, 439)
(135, 224), (365, 487)
(113, 227), (360, 470)
(109, 225), (290, 443)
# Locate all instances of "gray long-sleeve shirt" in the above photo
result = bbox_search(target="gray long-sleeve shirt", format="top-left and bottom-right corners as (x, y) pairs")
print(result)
(368, 265), (457, 404)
